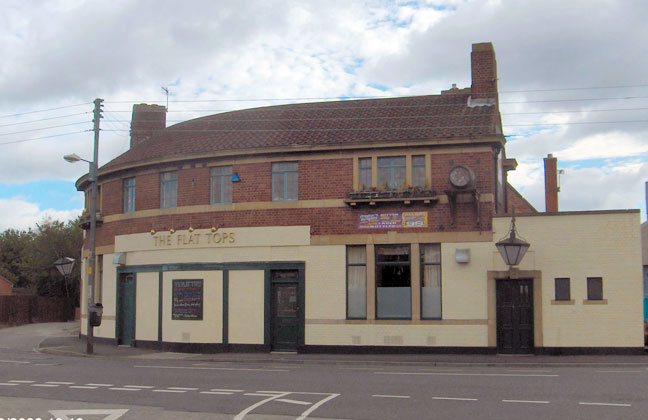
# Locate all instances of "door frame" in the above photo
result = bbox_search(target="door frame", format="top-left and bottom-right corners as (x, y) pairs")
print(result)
(487, 269), (543, 352)
(265, 266), (305, 352)
(115, 273), (136, 346)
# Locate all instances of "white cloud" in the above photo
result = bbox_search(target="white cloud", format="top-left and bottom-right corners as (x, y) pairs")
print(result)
(0, 197), (82, 232)
(557, 132), (648, 161)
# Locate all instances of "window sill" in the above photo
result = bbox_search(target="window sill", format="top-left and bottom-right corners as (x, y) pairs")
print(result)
(551, 299), (575, 305)
(344, 196), (439, 207)
(583, 299), (608, 305)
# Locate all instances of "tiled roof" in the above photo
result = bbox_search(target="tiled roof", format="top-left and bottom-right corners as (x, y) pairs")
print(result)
(103, 92), (502, 171)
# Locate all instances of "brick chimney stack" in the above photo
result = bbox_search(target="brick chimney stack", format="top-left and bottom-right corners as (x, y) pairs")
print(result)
(130, 104), (166, 149)
(544, 154), (559, 213)
(470, 42), (498, 101)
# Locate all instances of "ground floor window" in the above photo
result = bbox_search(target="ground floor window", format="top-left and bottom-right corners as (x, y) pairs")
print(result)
(346, 246), (367, 319)
(421, 244), (441, 319)
(555, 277), (570, 301)
(375, 245), (411, 319)
(587, 277), (603, 300)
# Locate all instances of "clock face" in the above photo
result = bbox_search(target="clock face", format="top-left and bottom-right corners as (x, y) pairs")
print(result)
(449, 166), (474, 188)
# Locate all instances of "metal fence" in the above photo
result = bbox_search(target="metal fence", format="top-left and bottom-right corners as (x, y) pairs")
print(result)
(0, 295), (75, 326)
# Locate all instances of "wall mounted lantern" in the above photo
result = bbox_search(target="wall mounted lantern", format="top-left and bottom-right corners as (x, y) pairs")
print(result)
(495, 212), (530, 266)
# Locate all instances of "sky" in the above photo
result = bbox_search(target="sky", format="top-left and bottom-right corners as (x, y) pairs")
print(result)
(1, 0), (647, 232)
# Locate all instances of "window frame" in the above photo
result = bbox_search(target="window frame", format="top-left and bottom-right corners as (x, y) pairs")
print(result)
(375, 244), (411, 320)
(346, 245), (367, 320)
(123, 177), (136, 213)
(554, 277), (571, 301)
(377, 156), (406, 190)
(358, 158), (372, 190)
(210, 166), (233, 204)
(411, 155), (426, 188)
(420, 243), (442, 320)
(272, 162), (298, 202)
(160, 171), (178, 209)
(587, 277), (603, 301)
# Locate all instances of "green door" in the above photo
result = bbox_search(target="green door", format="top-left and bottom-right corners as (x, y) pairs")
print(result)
(271, 271), (300, 352)
(117, 274), (136, 346)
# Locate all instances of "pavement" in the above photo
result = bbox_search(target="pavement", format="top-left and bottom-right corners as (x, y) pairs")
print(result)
(4, 321), (640, 367)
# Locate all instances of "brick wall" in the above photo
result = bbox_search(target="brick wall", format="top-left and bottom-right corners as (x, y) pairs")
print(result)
(90, 152), (498, 247)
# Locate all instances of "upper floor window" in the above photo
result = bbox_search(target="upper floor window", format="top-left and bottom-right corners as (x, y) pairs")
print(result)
(210, 166), (232, 204)
(272, 162), (298, 201)
(412, 155), (426, 188)
(378, 156), (406, 190)
(123, 177), (135, 213)
(358, 158), (372, 190)
(160, 171), (177, 209)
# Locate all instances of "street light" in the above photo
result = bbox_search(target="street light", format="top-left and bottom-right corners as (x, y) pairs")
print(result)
(54, 257), (75, 276)
(64, 98), (102, 354)
(495, 211), (530, 267)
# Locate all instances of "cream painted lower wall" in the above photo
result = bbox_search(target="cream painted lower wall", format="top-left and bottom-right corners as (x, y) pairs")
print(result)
(228, 270), (264, 344)
(305, 324), (488, 347)
(162, 271), (223, 343)
(136, 272), (159, 341)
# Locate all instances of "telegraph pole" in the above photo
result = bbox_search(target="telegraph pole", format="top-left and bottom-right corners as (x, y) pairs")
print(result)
(87, 98), (103, 354)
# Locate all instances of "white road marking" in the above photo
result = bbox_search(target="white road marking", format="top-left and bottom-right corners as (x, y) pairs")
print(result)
(46, 381), (75, 385)
(70, 385), (98, 389)
(0, 383), (20, 386)
(33, 363), (56, 366)
(211, 388), (243, 392)
(31, 384), (60, 387)
(579, 402), (631, 407)
(109, 387), (141, 391)
(503, 399), (549, 404)
(134, 364), (289, 372)
(376, 372), (558, 377)
(153, 389), (187, 393)
(432, 397), (478, 401)
(596, 370), (644, 373)
(245, 393), (278, 397)
(124, 385), (154, 389)
(168, 387), (199, 390)
(9, 380), (35, 383)
(86, 383), (114, 387)
(201, 391), (234, 395)
(234, 391), (291, 420)
(276, 398), (313, 405)
(50, 408), (129, 420)
(372, 394), (411, 399)
(296, 393), (340, 420)
(0, 359), (30, 364)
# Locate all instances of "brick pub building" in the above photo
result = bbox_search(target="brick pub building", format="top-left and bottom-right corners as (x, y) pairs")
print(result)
(76, 43), (644, 354)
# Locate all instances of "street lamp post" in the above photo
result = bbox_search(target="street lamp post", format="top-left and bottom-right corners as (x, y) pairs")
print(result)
(64, 98), (102, 354)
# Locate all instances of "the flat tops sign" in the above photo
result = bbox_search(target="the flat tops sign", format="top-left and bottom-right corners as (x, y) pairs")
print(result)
(358, 212), (428, 229)
(172, 279), (203, 320)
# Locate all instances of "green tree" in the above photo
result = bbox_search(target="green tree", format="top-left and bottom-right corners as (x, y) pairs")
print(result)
(0, 228), (33, 289)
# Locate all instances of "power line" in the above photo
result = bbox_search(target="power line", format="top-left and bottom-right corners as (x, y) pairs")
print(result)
(0, 112), (90, 128)
(0, 130), (90, 146)
(101, 119), (648, 134)
(0, 121), (91, 137)
(0, 103), (92, 119)
(102, 106), (648, 124)
(499, 84), (648, 93)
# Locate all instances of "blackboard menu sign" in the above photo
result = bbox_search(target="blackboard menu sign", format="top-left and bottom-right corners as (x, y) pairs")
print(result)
(172, 279), (203, 320)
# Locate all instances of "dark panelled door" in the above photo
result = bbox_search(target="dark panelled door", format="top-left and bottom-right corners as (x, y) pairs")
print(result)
(496, 279), (534, 354)
(117, 274), (136, 346)
(271, 271), (299, 351)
